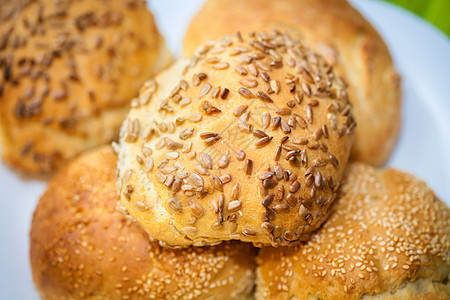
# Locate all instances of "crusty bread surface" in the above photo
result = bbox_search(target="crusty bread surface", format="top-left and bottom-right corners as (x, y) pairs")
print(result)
(0, 0), (172, 176)
(30, 146), (256, 300)
(183, 0), (401, 166)
(117, 30), (355, 247)
(256, 162), (450, 299)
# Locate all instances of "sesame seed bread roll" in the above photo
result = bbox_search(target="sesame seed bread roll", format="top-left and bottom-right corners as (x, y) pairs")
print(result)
(0, 0), (172, 176)
(30, 146), (256, 300)
(256, 162), (450, 300)
(117, 31), (356, 247)
(183, 0), (401, 167)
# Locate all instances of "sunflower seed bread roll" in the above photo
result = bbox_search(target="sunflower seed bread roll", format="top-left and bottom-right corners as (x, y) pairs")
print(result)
(30, 146), (256, 300)
(256, 162), (450, 299)
(0, 0), (171, 176)
(183, 0), (402, 167)
(117, 30), (356, 247)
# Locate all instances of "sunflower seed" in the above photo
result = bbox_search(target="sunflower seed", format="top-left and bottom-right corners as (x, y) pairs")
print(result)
(329, 153), (339, 168)
(168, 198), (183, 214)
(253, 129), (268, 138)
(262, 194), (274, 207)
(231, 183), (240, 199)
(314, 171), (322, 188)
(276, 108), (291, 115)
(189, 173), (204, 187)
(235, 65), (248, 75)
(275, 185), (285, 202)
(199, 82), (211, 97)
(206, 56), (220, 64)
(240, 78), (258, 88)
(255, 136), (273, 147)
(144, 157), (154, 172)
(294, 114), (307, 129)
(200, 152), (213, 169)
(261, 222), (274, 233)
(219, 151), (230, 168)
(179, 128), (194, 140)
(179, 97), (191, 106)
(242, 229), (257, 236)
(228, 200), (242, 212)
(270, 80), (280, 94)
(219, 173), (232, 184)
(190, 202), (204, 218)
(211, 87), (221, 98)
(165, 151), (179, 160)
(181, 142), (192, 153)
(273, 203), (289, 213)
(188, 114), (203, 122)
(289, 180), (300, 193)
(239, 87), (254, 98)
(165, 174), (175, 187)
(182, 226), (198, 235)
(262, 112), (271, 129)
(236, 55), (253, 64)
(213, 62), (229, 70)
(249, 63), (258, 76)
(245, 159), (253, 175)
(314, 128), (323, 140)
(261, 72), (270, 82)
(256, 91), (273, 102)
(134, 201), (149, 211)
(195, 164), (209, 176)
(211, 175), (223, 191)
(234, 105), (248, 116)
(306, 106), (313, 123)
(280, 119), (291, 134)
(259, 171), (274, 180)
(302, 82), (311, 96)
(274, 144), (282, 161)
(220, 88), (229, 99)
(236, 150), (246, 161)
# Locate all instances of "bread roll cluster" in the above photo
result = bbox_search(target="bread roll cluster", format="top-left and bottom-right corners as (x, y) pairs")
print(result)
(15, 0), (448, 299)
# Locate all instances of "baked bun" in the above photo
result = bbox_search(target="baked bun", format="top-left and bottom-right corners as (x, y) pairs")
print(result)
(183, 0), (401, 166)
(0, 0), (171, 176)
(117, 30), (355, 247)
(30, 146), (256, 300)
(256, 162), (450, 299)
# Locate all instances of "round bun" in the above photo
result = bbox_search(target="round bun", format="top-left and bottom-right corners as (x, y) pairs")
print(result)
(0, 0), (171, 176)
(30, 146), (256, 300)
(117, 30), (355, 247)
(256, 162), (450, 299)
(183, 0), (401, 166)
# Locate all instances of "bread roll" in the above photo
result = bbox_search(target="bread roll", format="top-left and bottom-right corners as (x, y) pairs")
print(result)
(30, 146), (256, 300)
(117, 30), (355, 247)
(183, 0), (401, 166)
(256, 162), (450, 299)
(0, 0), (171, 176)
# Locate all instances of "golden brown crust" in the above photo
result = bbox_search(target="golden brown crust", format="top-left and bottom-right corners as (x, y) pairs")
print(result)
(0, 0), (171, 176)
(30, 146), (256, 300)
(183, 0), (402, 166)
(117, 30), (355, 247)
(256, 162), (450, 299)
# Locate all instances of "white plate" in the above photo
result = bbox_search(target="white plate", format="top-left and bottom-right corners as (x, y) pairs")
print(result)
(0, 0), (449, 297)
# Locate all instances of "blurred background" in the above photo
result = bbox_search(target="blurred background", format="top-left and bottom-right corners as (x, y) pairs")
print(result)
(384, 0), (450, 36)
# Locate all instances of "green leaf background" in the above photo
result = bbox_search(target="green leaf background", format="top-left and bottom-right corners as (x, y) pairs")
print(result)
(384, 0), (450, 36)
